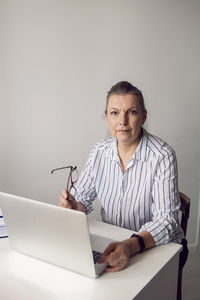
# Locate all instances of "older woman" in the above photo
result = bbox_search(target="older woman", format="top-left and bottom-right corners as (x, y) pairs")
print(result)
(59, 81), (186, 272)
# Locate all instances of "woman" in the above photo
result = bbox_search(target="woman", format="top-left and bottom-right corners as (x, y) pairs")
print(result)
(59, 81), (186, 272)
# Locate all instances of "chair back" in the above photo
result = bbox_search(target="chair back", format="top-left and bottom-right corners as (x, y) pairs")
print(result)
(177, 192), (190, 300)
(179, 192), (190, 236)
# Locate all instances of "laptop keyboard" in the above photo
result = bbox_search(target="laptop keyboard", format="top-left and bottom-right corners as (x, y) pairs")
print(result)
(92, 250), (102, 264)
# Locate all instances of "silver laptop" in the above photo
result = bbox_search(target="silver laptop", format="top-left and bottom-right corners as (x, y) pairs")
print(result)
(0, 192), (116, 278)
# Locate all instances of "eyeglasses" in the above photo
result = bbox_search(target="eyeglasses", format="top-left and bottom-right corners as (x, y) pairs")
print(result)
(51, 166), (78, 195)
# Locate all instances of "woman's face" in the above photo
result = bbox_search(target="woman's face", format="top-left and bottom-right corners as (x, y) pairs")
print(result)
(106, 93), (147, 146)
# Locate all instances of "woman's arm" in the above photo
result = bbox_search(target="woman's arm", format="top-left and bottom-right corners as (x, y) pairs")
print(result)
(99, 230), (155, 272)
(59, 144), (98, 213)
(100, 149), (180, 272)
(139, 150), (181, 246)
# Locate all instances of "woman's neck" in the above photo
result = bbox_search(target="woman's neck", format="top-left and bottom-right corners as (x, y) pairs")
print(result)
(117, 131), (143, 172)
(117, 142), (138, 165)
(117, 130), (142, 155)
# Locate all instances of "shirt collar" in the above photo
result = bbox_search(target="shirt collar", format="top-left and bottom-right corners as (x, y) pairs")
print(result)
(134, 128), (148, 162)
(105, 138), (121, 165)
(105, 128), (148, 162)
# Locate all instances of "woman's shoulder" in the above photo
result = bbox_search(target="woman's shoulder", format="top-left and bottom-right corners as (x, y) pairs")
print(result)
(86, 138), (114, 164)
(145, 130), (176, 158)
(92, 137), (114, 152)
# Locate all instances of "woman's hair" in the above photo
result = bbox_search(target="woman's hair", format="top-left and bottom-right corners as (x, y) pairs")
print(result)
(105, 81), (146, 114)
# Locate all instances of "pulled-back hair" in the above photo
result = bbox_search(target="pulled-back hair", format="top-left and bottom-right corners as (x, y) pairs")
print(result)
(105, 81), (146, 114)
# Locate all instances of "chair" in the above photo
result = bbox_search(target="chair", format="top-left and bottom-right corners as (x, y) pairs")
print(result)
(177, 192), (191, 300)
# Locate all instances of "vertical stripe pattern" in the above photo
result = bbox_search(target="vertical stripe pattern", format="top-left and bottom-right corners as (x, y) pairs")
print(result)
(72, 129), (184, 246)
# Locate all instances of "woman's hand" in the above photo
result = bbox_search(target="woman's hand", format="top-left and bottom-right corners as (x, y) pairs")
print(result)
(59, 189), (78, 210)
(99, 231), (155, 272)
(59, 189), (86, 212)
(98, 241), (132, 272)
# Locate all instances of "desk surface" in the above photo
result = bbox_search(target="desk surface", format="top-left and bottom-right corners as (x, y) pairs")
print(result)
(0, 219), (182, 300)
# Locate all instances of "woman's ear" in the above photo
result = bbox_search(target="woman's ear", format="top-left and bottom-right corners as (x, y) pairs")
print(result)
(142, 111), (147, 125)
(105, 111), (108, 121)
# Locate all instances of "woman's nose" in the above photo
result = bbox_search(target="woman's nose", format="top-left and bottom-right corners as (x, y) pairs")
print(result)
(119, 113), (128, 126)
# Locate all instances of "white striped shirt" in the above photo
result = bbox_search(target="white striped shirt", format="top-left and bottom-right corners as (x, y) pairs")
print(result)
(72, 129), (184, 245)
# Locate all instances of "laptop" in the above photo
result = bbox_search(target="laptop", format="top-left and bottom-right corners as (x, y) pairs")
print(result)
(0, 192), (116, 278)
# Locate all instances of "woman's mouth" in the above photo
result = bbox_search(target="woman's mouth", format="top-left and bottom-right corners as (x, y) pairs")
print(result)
(117, 130), (131, 133)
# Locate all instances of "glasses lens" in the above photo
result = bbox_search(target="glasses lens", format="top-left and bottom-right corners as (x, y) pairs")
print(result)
(71, 168), (78, 183)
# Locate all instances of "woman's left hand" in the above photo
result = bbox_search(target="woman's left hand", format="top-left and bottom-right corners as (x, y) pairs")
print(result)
(98, 241), (131, 272)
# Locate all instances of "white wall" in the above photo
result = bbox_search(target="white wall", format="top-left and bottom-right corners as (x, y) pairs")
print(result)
(1, 0), (200, 247)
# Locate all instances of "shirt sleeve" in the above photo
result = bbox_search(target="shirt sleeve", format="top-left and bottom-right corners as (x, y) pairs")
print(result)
(139, 149), (181, 245)
(71, 146), (97, 214)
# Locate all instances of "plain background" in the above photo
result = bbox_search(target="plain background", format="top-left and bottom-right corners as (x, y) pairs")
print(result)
(0, 0), (200, 252)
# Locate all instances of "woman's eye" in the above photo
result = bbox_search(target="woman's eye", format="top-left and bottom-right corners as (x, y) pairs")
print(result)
(110, 111), (118, 115)
(129, 110), (137, 115)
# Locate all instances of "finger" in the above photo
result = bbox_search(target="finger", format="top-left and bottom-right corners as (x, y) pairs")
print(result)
(59, 195), (72, 208)
(98, 255), (107, 263)
(104, 265), (122, 272)
(62, 189), (68, 199)
(102, 242), (117, 257)
(63, 190), (75, 203)
(99, 242), (122, 264)
(65, 200), (73, 209)
(98, 245), (116, 263)
(59, 195), (67, 203)
(99, 249), (120, 265)
(102, 249), (129, 269)
(104, 256), (129, 272)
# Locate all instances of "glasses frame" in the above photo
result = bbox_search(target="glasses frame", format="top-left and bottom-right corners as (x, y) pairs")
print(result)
(51, 166), (78, 196)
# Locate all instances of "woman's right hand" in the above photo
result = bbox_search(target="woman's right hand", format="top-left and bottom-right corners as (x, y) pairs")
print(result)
(59, 189), (78, 210)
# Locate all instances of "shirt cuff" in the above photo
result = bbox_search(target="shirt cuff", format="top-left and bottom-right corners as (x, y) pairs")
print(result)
(71, 190), (93, 215)
(139, 221), (170, 246)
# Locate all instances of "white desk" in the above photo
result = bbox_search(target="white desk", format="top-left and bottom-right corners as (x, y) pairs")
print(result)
(0, 219), (182, 300)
